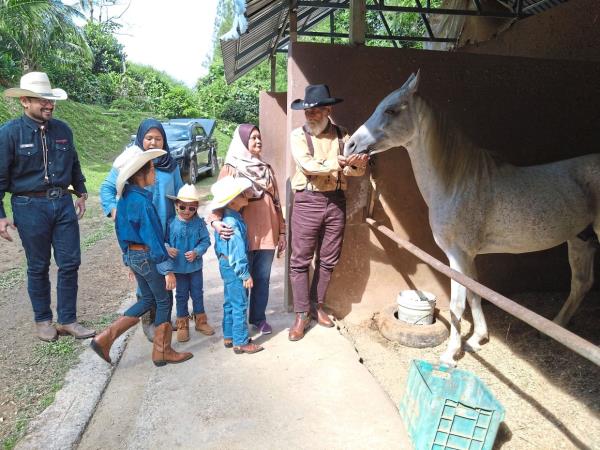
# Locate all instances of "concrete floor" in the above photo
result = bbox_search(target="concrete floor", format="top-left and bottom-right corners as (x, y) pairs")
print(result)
(79, 234), (412, 450)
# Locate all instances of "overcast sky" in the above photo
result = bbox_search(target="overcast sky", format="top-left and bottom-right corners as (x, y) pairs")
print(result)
(107, 0), (220, 87)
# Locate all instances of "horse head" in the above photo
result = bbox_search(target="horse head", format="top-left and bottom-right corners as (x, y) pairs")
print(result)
(345, 71), (421, 157)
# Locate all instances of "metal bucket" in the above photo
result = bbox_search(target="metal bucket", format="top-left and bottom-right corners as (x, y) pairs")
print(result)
(396, 290), (436, 325)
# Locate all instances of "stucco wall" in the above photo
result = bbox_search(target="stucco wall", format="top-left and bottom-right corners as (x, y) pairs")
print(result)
(459, 0), (600, 61)
(258, 91), (288, 202)
(283, 41), (600, 324)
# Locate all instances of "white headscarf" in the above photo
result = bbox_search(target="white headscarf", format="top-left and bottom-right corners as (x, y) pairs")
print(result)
(224, 125), (274, 199)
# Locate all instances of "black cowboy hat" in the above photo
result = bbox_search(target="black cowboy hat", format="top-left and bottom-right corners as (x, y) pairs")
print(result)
(290, 84), (343, 110)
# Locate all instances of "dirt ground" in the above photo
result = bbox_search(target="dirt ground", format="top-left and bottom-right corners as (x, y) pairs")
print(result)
(342, 291), (600, 449)
(0, 197), (131, 446)
(1, 191), (599, 449)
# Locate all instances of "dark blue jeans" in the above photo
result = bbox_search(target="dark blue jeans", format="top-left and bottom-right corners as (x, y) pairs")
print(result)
(125, 249), (170, 325)
(175, 270), (204, 317)
(218, 257), (249, 346)
(248, 249), (275, 325)
(12, 194), (80, 324)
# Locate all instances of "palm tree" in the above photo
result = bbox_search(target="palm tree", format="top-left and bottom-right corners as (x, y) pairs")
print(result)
(0, 0), (90, 72)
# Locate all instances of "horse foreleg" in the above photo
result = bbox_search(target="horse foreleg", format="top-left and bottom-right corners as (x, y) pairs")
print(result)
(464, 262), (488, 352)
(439, 251), (471, 367)
(553, 238), (595, 326)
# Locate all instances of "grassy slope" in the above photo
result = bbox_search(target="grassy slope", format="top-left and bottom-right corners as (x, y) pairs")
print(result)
(0, 94), (234, 221)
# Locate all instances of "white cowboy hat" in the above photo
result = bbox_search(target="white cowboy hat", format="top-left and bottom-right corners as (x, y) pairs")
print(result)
(208, 176), (252, 211)
(114, 145), (166, 198)
(4, 72), (68, 100)
(166, 184), (201, 202)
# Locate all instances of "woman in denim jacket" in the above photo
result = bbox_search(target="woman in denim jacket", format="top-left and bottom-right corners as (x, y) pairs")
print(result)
(91, 146), (192, 367)
(99, 119), (184, 341)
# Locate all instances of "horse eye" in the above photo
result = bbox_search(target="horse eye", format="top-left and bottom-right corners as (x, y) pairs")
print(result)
(384, 109), (396, 115)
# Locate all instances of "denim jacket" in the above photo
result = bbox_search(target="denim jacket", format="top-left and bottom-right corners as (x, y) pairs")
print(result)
(213, 208), (250, 281)
(165, 215), (210, 274)
(0, 115), (87, 218)
(99, 161), (183, 236)
(115, 184), (173, 272)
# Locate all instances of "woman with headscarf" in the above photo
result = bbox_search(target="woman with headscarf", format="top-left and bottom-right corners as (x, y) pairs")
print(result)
(99, 119), (185, 341)
(100, 118), (183, 234)
(209, 124), (286, 335)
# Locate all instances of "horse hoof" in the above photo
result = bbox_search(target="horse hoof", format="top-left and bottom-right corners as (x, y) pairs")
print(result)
(465, 338), (482, 353)
(439, 353), (457, 368)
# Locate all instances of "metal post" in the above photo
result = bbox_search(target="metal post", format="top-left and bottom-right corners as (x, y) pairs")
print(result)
(330, 10), (335, 44)
(289, 0), (298, 43)
(349, 0), (366, 45)
(270, 55), (276, 91)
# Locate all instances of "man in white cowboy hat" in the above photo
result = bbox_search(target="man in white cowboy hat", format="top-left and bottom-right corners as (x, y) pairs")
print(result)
(288, 84), (368, 341)
(0, 72), (94, 341)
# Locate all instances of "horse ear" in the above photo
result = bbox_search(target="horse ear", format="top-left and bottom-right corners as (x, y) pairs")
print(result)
(408, 70), (420, 93)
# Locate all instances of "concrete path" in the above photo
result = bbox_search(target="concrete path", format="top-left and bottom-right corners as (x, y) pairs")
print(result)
(79, 231), (411, 449)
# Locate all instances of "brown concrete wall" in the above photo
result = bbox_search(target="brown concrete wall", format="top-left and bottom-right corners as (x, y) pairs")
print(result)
(460, 0), (600, 61)
(258, 91), (288, 204)
(286, 41), (600, 323)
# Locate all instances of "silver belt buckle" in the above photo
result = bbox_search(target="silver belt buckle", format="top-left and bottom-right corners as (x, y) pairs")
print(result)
(46, 187), (63, 199)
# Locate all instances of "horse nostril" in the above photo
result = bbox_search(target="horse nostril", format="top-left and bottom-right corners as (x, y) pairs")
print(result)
(346, 140), (356, 154)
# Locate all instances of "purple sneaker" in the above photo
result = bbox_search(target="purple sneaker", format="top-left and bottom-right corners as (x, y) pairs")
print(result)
(255, 320), (272, 335)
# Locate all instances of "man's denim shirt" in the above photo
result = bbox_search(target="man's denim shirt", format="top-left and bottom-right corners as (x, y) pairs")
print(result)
(213, 208), (250, 281)
(115, 184), (173, 272)
(0, 114), (87, 218)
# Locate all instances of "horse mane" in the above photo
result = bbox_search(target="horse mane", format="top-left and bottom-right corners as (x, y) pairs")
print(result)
(417, 96), (500, 191)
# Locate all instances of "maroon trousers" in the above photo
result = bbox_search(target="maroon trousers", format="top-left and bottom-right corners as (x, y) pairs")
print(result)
(290, 189), (346, 313)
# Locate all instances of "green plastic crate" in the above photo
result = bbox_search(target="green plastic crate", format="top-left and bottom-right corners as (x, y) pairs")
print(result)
(399, 360), (505, 450)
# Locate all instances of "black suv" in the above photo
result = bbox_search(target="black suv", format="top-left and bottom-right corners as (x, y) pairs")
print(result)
(161, 119), (219, 184)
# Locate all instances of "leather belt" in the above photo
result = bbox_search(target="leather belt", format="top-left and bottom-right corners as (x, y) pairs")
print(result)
(17, 187), (68, 199)
(128, 243), (149, 251)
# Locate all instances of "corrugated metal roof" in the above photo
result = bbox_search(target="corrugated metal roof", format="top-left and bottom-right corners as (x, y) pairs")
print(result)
(221, 0), (349, 84)
(221, 0), (569, 84)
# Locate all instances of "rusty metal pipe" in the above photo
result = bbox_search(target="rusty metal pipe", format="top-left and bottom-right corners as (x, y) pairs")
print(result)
(366, 218), (600, 367)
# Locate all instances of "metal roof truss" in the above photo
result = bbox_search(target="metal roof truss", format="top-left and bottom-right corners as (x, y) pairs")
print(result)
(221, 0), (567, 84)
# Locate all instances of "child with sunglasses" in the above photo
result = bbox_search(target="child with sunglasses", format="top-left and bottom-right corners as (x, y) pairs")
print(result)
(165, 184), (213, 342)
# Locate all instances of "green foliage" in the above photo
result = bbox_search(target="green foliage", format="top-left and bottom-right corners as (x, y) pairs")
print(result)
(84, 21), (125, 74)
(0, 0), (90, 74)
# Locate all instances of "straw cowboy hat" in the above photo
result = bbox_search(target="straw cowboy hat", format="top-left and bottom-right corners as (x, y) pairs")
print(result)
(208, 176), (252, 211)
(4, 72), (68, 100)
(167, 184), (202, 202)
(290, 84), (343, 110)
(114, 145), (166, 197)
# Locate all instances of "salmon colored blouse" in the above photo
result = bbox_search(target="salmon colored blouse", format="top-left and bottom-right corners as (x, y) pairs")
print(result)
(207, 164), (285, 251)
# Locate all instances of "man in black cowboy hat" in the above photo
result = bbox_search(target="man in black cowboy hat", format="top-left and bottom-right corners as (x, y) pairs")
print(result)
(288, 84), (368, 341)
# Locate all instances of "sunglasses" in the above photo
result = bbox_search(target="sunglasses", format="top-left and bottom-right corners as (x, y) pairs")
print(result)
(178, 205), (197, 213)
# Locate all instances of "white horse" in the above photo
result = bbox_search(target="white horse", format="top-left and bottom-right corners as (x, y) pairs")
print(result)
(345, 72), (600, 367)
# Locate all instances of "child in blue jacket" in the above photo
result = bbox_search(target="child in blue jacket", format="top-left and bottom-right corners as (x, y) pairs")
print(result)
(165, 184), (213, 342)
(210, 176), (263, 354)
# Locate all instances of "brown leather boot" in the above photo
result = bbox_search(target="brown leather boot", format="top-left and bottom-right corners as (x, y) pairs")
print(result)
(152, 322), (193, 367)
(311, 304), (334, 328)
(90, 316), (139, 364)
(176, 317), (190, 342)
(193, 313), (215, 336)
(288, 312), (311, 341)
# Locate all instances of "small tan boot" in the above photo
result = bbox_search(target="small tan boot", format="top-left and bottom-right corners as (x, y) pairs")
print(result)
(152, 322), (193, 367)
(193, 313), (215, 336)
(91, 316), (139, 363)
(176, 316), (190, 342)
